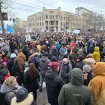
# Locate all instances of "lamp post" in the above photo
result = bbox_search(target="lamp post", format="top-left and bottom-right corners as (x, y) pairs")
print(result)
(0, 0), (6, 36)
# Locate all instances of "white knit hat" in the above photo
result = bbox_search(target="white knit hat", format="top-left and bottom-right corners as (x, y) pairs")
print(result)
(10, 53), (16, 58)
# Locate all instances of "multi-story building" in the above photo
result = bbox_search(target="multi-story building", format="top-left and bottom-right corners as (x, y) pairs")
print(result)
(75, 7), (93, 16)
(27, 7), (87, 32)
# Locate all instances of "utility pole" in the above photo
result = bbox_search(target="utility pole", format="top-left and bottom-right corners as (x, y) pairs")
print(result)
(0, 0), (6, 36)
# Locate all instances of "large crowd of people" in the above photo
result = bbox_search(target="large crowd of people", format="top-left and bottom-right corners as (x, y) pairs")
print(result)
(0, 31), (105, 105)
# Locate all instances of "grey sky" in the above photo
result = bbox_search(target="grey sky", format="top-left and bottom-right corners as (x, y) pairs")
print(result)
(9, 0), (105, 20)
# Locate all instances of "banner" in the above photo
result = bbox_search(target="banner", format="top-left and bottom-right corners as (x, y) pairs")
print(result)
(74, 30), (80, 34)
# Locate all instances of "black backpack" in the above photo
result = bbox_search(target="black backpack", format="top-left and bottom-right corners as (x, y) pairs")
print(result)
(0, 89), (16, 105)
(0, 92), (8, 105)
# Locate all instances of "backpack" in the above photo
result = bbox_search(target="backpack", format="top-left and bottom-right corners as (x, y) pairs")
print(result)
(0, 92), (7, 105)
(0, 89), (16, 105)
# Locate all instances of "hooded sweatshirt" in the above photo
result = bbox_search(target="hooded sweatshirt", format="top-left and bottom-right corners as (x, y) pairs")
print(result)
(88, 62), (105, 105)
(93, 47), (100, 62)
(58, 68), (93, 105)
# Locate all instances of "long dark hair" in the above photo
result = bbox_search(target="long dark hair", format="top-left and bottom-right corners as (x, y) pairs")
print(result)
(14, 58), (23, 72)
(27, 63), (38, 79)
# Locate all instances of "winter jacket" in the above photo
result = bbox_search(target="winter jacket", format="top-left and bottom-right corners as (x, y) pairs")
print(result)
(7, 58), (15, 76)
(60, 62), (72, 83)
(88, 47), (94, 54)
(84, 72), (93, 86)
(45, 70), (64, 105)
(24, 71), (39, 92)
(40, 56), (50, 76)
(11, 93), (36, 105)
(17, 52), (26, 65)
(93, 47), (100, 62)
(12, 63), (24, 85)
(88, 62), (105, 105)
(58, 68), (93, 105)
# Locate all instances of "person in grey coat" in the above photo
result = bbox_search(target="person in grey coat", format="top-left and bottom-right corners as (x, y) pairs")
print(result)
(39, 52), (50, 91)
(0, 76), (22, 104)
(59, 58), (72, 83)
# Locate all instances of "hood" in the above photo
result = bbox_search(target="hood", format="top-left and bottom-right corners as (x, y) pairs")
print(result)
(46, 70), (58, 80)
(92, 62), (105, 76)
(69, 68), (84, 86)
(0, 69), (8, 76)
(94, 47), (99, 52)
(11, 93), (33, 105)
(41, 56), (48, 62)
(17, 52), (25, 58)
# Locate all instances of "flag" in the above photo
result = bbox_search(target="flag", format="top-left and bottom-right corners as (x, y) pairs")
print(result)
(6, 25), (15, 33)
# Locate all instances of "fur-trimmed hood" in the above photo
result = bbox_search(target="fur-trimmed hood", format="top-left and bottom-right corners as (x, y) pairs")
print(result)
(11, 93), (33, 105)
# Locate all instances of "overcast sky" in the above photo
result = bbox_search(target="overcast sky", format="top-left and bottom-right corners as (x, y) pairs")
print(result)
(7, 0), (105, 20)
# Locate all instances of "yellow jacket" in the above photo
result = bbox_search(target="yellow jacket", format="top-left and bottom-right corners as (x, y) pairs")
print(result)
(93, 47), (100, 62)
(88, 62), (105, 105)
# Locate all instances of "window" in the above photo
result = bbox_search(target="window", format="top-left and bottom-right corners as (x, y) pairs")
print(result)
(64, 17), (65, 20)
(42, 22), (44, 26)
(56, 15), (58, 19)
(53, 15), (54, 19)
(46, 21), (48, 25)
(51, 21), (54, 25)
(56, 21), (58, 25)
(46, 15), (48, 19)
(46, 27), (48, 30)
(61, 22), (62, 26)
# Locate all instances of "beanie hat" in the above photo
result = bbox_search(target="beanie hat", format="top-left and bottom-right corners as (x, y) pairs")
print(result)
(48, 62), (59, 70)
(10, 53), (16, 58)
(16, 88), (28, 102)
(83, 65), (91, 72)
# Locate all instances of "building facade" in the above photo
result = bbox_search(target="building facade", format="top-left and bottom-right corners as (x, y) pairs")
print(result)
(27, 7), (87, 32)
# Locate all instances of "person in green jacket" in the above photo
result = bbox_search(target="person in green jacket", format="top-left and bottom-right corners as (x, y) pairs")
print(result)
(58, 68), (93, 105)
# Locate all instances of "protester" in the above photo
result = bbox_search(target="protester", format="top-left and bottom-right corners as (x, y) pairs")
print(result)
(12, 58), (24, 86)
(24, 63), (39, 101)
(88, 62), (105, 105)
(58, 68), (93, 105)
(83, 65), (93, 86)
(75, 56), (84, 69)
(59, 43), (67, 61)
(45, 62), (64, 105)
(16, 49), (26, 65)
(0, 76), (21, 105)
(39, 52), (50, 92)
(93, 47), (100, 62)
(7, 53), (16, 76)
(59, 58), (72, 83)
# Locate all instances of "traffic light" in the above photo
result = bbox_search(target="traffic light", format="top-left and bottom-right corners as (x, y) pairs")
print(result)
(13, 18), (15, 22)
(10, 18), (12, 21)
(2, 13), (8, 20)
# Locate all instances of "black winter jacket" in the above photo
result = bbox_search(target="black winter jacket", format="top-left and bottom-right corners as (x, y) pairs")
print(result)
(45, 70), (64, 105)
(24, 71), (39, 92)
